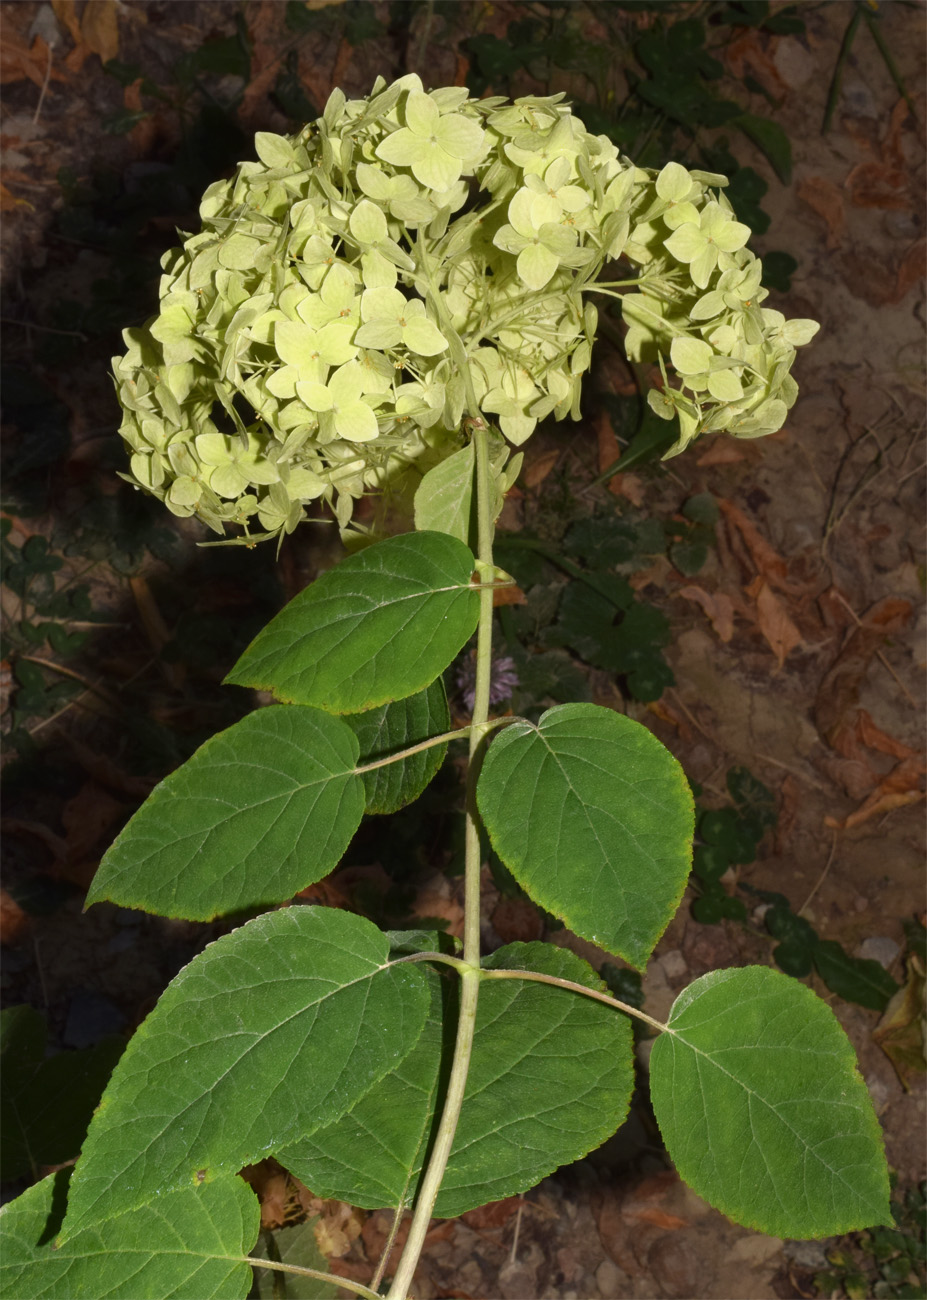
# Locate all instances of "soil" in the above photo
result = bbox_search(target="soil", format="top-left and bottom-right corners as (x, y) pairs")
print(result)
(1, 3), (924, 1299)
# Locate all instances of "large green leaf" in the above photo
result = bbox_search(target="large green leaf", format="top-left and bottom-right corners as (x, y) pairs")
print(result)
(85, 706), (366, 920)
(61, 908), (428, 1240)
(225, 532), (479, 713)
(281, 942), (634, 1217)
(736, 112), (793, 184)
(0, 1168), (258, 1299)
(0, 1006), (124, 1180)
(649, 966), (892, 1238)
(476, 703), (694, 968)
(344, 679), (451, 815)
(413, 443), (475, 546)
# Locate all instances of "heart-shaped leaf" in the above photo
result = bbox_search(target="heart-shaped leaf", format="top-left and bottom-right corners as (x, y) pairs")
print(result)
(477, 703), (694, 967)
(225, 532), (479, 714)
(650, 965), (891, 1238)
(61, 908), (428, 1239)
(86, 706), (366, 920)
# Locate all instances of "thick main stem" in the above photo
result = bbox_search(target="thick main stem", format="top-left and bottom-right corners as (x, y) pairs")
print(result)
(386, 426), (495, 1300)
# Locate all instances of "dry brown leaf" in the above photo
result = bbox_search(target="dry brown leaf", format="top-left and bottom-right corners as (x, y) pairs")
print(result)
(522, 447), (560, 488)
(0, 32), (66, 88)
(492, 896), (543, 944)
(80, 0), (119, 64)
(814, 597), (914, 744)
(678, 586), (734, 642)
(411, 887), (464, 937)
(724, 29), (787, 99)
(826, 755), (926, 829)
(797, 175), (846, 249)
(50, 0), (82, 45)
(856, 708), (920, 761)
(695, 440), (747, 466)
(596, 408), (620, 473)
(896, 237), (927, 301)
(873, 952), (926, 1090)
(719, 498), (789, 588)
(61, 780), (125, 867)
(461, 1197), (523, 1230)
(0, 183), (34, 212)
(0, 887), (31, 945)
(314, 1201), (364, 1258)
(846, 161), (911, 210)
(611, 472), (646, 505)
(492, 583), (526, 607)
(751, 579), (802, 668)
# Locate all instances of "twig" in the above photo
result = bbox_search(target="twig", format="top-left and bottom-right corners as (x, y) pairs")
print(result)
(753, 752), (829, 793)
(1, 317), (89, 342)
(20, 655), (119, 707)
(829, 590), (917, 708)
(508, 1198), (525, 1266)
(798, 828), (839, 916)
(33, 39), (55, 126)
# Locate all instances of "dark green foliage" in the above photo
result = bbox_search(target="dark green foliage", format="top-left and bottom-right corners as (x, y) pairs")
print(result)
(495, 504), (683, 706)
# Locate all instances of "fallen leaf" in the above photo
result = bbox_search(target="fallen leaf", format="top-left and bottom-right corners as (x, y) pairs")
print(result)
(856, 708), (920, 760)
(695, 440), (747, 466)
(797, 175), (846, 249)
(896, 237), (926, 301)
(50, 0), (82, 45)
(725, 29), (787, 99)
(61, 780), (126, 867)
(0, 888), (30, 945)
(719, 498), (789, 588)
(814, 597), (913, 744)
(645, 696), (694, 742)
(845, 160), (911, 210)
(610, 472), (646, 505)
(826, 756), (926, 830)
(0, 183), (33, 211)
(678, 586), (734, 642)
(492, 583), (526, 607)
(0, 31), (64, 87)
(80, 0), (119, 64)
(461, 1197), (523, 1230)
(750, 578), (802, 668)
(522, 448), (560, 489)
(492, 896), (543, 944)
(314, 1201), (364, 1258)
(873, 951), (926, 1089)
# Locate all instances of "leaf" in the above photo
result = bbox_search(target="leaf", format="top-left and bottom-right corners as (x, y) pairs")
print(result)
(736, 112), (792, 183)
(251, 1220), (338, 1298)
(413, 442), (475, 546)
(81, 0), (120, 64)
(344, 679), (450, 815)
(226, 532), (479, 714)
(0, 1006), (124, 1180)
(0, 1167), (258, 1300)
(812, 940), (900, 1012)
(280, 942), (634, 1216)
(60, 907), (429, 1239)
(752, 579), (802, 668)
(649, 966), (892, 1238)
(476, 703), (694, 968)
(86, 706), (366, 920)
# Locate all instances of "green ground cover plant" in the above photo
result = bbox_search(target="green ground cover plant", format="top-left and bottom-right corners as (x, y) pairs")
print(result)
(0, 74), (890, 1300)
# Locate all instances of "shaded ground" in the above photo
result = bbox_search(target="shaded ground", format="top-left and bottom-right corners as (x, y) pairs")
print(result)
(1, 3), (924, 1299)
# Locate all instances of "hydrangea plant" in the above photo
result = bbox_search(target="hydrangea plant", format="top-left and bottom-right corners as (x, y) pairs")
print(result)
(1, 79), (885, 1300)
(113, 72), (817, 544)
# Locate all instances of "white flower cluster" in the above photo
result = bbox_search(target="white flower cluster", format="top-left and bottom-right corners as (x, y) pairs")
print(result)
(112, 74), (817, 542)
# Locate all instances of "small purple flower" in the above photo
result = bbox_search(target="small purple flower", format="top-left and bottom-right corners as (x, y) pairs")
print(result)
(456, 654), (520, 712)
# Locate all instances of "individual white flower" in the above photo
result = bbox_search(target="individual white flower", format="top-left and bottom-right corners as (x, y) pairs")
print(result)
(375, 90), (485, 192)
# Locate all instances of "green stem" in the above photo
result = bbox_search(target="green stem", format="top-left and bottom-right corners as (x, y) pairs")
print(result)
(244, 1258), (382, 1300)
(386, 425), (495, 1300)
(479, 967), (669, 1035)
(353, 716), (514, 778)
